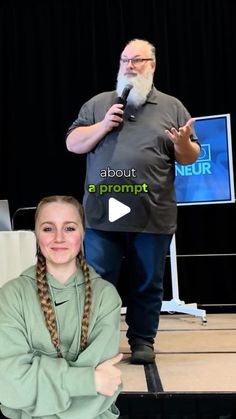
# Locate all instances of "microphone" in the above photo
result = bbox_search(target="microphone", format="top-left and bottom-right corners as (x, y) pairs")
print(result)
(115, 83), (133, 108)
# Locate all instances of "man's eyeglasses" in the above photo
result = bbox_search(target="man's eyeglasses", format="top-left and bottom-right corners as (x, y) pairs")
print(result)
(120, 58), (153, 65)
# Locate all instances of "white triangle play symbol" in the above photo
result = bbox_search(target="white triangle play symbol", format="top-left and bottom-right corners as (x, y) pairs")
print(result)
(108, 197), (131, 222)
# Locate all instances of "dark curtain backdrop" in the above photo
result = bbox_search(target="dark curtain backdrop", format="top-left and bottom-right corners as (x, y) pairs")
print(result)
(0, 0), (236, 305)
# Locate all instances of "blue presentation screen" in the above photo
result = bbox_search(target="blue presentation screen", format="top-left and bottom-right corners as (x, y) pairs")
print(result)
(175, 114), (235, 205)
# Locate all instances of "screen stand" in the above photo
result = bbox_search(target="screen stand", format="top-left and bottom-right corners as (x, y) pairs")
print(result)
(161, 234), (207, 324)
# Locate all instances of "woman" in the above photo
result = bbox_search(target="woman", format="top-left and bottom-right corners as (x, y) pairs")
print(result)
(0, 195), (122, 419)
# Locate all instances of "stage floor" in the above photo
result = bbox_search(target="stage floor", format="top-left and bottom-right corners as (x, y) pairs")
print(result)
(117, 313), (236, 418)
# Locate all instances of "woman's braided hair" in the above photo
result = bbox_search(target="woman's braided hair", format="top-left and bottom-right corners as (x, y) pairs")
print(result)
(35, 195), (92, 356)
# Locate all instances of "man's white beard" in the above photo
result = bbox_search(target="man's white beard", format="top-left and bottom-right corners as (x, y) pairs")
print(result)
(116, 69), (153, 107)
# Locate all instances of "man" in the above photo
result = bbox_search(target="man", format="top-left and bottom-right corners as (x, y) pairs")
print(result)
(66, 38), (200, 364)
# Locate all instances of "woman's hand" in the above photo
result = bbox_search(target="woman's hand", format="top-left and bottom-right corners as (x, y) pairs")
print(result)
(95, 353), (123, 396)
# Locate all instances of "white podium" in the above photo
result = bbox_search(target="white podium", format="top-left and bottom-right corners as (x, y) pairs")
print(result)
(0, 230), (37, 287)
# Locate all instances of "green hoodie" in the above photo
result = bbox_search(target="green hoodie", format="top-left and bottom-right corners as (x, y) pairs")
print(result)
(0, 265), (122, 419)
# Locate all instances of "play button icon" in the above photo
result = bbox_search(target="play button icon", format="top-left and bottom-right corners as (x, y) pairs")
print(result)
(85, 178), (150, 229)
(108, 198), (131, 222)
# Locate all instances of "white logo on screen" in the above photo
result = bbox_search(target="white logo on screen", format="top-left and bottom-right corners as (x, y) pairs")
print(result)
(175, 143), (212, 176)
(197, 144), (211, 162)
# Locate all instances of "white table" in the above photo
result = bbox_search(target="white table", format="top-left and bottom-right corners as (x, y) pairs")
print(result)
(0, 230), (36, 287)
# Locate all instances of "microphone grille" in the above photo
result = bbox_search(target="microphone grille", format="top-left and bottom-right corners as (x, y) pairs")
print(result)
(125, 83), (133, 90)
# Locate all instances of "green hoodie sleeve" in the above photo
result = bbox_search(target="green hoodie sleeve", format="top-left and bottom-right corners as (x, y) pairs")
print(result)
(0, 279), (122, 417)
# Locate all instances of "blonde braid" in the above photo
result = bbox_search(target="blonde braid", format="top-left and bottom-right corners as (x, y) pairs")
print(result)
(35, 195), (88, 356)
(78, 251), (92, 351)
(36, 249), (62, 357)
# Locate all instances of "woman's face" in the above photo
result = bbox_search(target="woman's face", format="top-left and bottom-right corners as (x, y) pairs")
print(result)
(35, 202), (84, 269)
